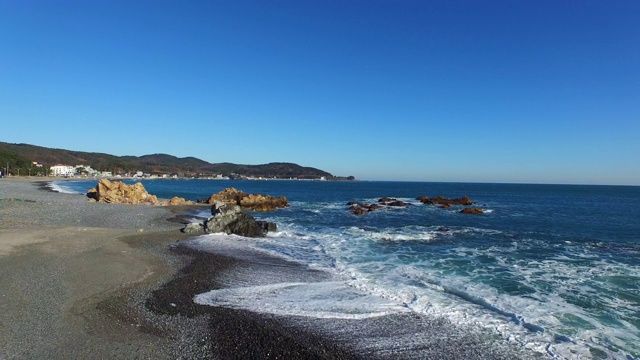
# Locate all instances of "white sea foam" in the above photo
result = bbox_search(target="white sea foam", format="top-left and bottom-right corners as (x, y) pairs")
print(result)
(48, 181), (83, 194)
(185, 206), (640, 359)
(296, 224), (640, 359)
(194, 281), (410, 319)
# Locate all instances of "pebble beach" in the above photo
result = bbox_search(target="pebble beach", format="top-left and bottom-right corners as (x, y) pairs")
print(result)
(0, 179), (361, 359)
(0, 178), (526, 359)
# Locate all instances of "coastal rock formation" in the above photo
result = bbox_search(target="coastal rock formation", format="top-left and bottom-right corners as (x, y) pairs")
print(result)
(182, 222), (204, 234)
(349, 204), (369, 215)
(416, 195), (473, 206)
(86, 179), (195, 206)
(460, 207), (484, 215)
(388, 200), (409, 207)
(200, 187), (246, 205)
(349, 194), (479, 216)
(348, 199), (409, 215)
(256, 220), (277, 233)
(240, 193), (289, 212)
(181, 202), (277, 237)
(199, 187), (289, 212)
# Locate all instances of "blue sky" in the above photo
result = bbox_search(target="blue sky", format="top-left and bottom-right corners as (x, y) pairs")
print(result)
(1, 1), (638, 184)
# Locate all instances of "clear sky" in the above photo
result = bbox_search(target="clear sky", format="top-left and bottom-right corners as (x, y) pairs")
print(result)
(1, 1), (638, 185)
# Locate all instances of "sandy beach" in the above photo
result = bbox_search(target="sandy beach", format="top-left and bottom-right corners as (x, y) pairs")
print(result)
(0, 178), (527, 359)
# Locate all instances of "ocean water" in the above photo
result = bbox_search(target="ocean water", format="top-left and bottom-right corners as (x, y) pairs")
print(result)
(54, 179), (640, 359)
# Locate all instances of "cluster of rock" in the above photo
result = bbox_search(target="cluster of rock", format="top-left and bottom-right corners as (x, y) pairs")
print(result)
(416, 195), (473, 207)
(348, 197), (411, 215)
(348, 194), (483, 215)
(198, 187), (289, 212)
(416, 195), (482, 213)
(181, 202), (276, 238)
(86, 179), (195, 206)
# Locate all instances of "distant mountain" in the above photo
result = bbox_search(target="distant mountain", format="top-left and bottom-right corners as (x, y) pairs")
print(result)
(0, 142), (352, 180)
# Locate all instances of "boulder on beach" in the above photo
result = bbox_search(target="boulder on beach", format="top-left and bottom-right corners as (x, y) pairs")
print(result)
(199, 187), (289, 212)
(86, 179), (195, 206)
(200, 202), (276, 237)
(182, 222), (204, 234)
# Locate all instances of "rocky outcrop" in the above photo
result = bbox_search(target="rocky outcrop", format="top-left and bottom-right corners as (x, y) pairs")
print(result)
(349, 204), (369, 215)
(388, 200), (409, 207)
(182, 222), (204, 234)
(416, 195), (473, 206)
(200, 187), (246, 205)
(240, 193), (289, 212)
(181, 202), (277, 237)
(199, 187), (289, 212)
(460, 207), (483, 215)
(348, 200), (410, 215)
(348, 194), (481, 216)
(86, 179), (195, 206)
(256, 220), (277, 233)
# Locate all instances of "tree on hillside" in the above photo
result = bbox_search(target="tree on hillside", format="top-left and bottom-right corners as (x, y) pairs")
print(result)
(0, 149), (32, 175)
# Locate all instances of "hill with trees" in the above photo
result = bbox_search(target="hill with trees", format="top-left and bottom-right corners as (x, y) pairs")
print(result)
(0, 142), (353, 180)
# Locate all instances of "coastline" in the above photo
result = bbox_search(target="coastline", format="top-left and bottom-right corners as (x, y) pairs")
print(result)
(0, 178), (528, 359)
(0, 178), (205, 358)
(0, 178), (361, 358)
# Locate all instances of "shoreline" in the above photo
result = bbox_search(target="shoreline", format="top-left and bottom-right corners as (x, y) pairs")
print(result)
(0, 178), (528, 359)
(0, 178), (362, 358)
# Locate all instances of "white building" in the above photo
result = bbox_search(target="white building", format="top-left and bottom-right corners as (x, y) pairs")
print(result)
(49, 164), (75, 177)
(75, 165), (98, 176)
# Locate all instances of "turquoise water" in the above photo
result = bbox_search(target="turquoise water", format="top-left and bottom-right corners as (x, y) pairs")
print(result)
(55, 179), (640, 359)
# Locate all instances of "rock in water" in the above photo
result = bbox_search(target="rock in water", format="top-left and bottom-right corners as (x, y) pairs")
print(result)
(240, 193), (289, 211)
(202, 188), (248, 205)
(387, 200), (409, 207)
(460, 207), (484, 215)
(416, 195), (473, 206)
(199, 187), (289, 211)
(256, 220), (277, 233)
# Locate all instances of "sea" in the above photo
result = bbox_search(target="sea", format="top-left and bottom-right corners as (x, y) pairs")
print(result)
(51, 179), (640, 359)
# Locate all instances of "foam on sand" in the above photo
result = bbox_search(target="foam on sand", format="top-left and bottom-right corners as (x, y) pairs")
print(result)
(194, 281), (410, 319)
